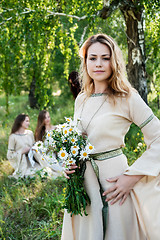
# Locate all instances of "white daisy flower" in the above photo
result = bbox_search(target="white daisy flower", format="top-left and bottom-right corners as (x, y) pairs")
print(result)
(63, 127), (70, 136)
(65, 158), (76, 166)
(34, 141), (43, 149)
(80, 150), (89, 160)
(46, 131), (52, 138)
(58, 149), (68, 161)
(61, 123), (68, 128)
(71, 145), (79, 150)
(85, 143), (94, 153)
(71, 146), (79, 157)
(65, 117), (72, 123)
(68, 127), (73, 133)
(70, 137), (77, 144)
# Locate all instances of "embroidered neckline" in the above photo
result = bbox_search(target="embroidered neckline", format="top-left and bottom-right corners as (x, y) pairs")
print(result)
(90, 93), (107, 97)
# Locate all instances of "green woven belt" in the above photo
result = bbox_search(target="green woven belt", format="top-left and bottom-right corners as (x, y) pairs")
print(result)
(90, 148), (123, 161)
(88, 148), (123, 239)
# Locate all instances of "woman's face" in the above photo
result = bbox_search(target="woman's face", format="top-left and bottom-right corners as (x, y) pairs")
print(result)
(21, 116), (30, 129)
(44, 112), (51, 125)
(86, 42), (112, 86)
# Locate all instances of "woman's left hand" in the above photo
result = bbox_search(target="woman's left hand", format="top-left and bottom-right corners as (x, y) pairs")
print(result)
(103, 174), (144, 205)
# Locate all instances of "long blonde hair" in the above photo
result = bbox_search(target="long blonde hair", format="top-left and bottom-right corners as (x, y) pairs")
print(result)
(79, 34), (133, 98)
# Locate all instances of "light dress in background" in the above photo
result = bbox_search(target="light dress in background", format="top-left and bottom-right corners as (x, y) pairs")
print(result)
(7, 129), (63, 179)
(61, 91), (160, 240)
(32, 128), (63, 178)
(7, 130), (42, 179)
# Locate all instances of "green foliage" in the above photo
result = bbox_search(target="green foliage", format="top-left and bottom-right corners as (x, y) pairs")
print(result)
(144, 5), (160, 102)
(0, 0), (159, 112)
(123, 124), (146, 166)
(0, 174), (66, 240)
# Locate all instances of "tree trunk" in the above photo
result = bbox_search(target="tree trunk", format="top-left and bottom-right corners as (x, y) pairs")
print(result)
(120, 6), (148, 103)
(29, 70), (38, 108)
(5, 91), (9, 115)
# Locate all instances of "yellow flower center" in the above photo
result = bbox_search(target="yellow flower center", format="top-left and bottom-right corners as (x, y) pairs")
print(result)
(69, 128), (73, 132)
(72, 150), (76, 154)
(61, 152), (66, 157)
(89, 146), (93, 150)
(64, 130), (68, 134)
(83, 152), (87, 157)
(71, 139), (75, 142)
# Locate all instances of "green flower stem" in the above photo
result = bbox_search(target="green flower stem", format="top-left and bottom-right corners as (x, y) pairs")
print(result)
(64, 167), (90, 216)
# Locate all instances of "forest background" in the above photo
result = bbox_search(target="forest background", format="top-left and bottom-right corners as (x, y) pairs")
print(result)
(0, 0), (160, 239)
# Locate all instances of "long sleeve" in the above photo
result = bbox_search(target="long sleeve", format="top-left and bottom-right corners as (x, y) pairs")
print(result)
(125, 92), (160, 176)
(7, 134), (22, 170)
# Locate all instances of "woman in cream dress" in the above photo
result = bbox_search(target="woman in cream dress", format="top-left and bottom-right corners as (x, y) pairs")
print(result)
(61, 34), (160, 240)
(7, 114), (42, 178)
(34, 110), (63, 177)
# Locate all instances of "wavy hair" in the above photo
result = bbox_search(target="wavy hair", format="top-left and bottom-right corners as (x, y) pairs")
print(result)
(11, 114), (29, 134)
(35, 110), (48, 141)
(79, 34), (133, 98)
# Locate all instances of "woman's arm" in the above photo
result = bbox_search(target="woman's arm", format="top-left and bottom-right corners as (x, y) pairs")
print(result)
(103, 174), (144, 205)
(104, 92), (160, 205)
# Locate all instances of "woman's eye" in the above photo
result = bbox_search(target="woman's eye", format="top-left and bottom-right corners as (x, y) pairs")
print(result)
(89, 57), (96, 61)
(103, 57), (110, 60)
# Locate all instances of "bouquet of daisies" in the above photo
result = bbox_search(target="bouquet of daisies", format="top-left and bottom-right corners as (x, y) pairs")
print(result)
(34, 117), (94, 216)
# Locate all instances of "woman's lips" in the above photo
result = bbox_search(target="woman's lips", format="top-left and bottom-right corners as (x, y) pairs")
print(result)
(94, 70), (105, 73)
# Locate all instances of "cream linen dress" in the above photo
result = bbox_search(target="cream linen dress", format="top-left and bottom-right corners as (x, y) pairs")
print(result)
(61, 91), (160, 240)
(7, 130), (42, 179)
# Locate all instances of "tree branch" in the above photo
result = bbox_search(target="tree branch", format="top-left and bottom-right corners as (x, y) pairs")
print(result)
(0, 7), (91, 27)
(79, 25), (88, 46)
(46, 10), (88, 21)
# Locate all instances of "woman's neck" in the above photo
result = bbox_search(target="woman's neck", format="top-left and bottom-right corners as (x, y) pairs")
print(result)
(45, 124), (52, 131)
(94, 82), (108, 94)
(16, 127), (26, 134)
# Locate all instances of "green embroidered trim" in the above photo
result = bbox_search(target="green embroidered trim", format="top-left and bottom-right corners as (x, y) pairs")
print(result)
(90, 93), (107, 97)
(139, 114), (154, 129)
(89, 158), (108, 240)
(90, 148), (123, 161)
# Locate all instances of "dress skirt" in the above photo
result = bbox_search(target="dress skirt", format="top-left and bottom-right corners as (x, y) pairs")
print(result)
(61, 154), (145, 240)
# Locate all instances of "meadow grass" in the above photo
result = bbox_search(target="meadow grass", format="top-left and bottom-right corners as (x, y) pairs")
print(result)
(0, 93), (74, 240)
(0, 93), (160, 239)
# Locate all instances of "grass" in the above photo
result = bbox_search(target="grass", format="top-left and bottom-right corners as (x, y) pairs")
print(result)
(0, 92), (160, 239)
(0, 93), (74, 240)
(0, 174), (66, 240)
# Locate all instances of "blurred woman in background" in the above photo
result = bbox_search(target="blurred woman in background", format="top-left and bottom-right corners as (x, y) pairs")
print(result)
(7, 113), (41, 178)
(68, 71), (81, 99)
(34, 110), (63, 177)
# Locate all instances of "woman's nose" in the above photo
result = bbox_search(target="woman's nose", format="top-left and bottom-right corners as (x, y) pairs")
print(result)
(96, 58), (102, 67)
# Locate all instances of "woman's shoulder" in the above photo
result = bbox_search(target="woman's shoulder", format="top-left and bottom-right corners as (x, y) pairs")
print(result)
(118, 89), (141, 105)
(9, 133), (16, 141)
(75, 92), (87, 109)
(75, 92), (87, 103)
(26, 130), (34, 136)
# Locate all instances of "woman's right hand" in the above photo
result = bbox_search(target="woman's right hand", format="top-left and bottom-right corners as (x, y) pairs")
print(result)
(22, 146), (30, 154)
(63, 164), (78, 179)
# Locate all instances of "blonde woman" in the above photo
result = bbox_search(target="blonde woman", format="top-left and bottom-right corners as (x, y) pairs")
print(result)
(61, 34), (160, 240)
